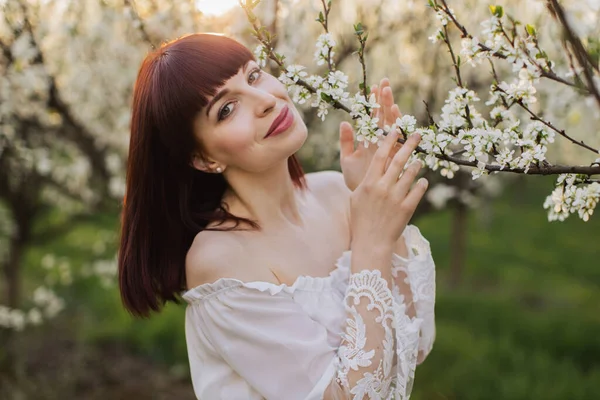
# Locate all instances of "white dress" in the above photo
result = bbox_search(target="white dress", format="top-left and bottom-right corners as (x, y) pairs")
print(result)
(182, 225), (436, 400)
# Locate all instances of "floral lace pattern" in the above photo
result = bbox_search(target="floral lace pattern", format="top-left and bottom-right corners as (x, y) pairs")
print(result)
(391, 237), (436, 359)
(337, 270), (423, 400)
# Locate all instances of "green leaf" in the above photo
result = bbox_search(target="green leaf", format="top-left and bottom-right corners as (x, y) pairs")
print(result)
(489, 5), (504, 18)
(588, 37), (600, 66)
(354, 22), (364, 35)
(320, 92), (333, 102)
(526, 24), (536, 36)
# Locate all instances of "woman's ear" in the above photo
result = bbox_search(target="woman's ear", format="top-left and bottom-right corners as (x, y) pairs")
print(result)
(191, 154), (224, 174)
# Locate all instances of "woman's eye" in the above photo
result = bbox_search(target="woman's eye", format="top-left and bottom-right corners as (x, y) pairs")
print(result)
(248, 69), (262, 84)
(218, 103), (234, 121)
(216, 69), (261, 121)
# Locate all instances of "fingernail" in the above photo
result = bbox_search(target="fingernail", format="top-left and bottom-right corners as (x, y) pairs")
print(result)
(413, 133), (421, 141)
(418, 178), (428, 188)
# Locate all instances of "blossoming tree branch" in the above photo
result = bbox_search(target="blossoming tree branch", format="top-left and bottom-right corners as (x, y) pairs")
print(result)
(241, 0), (600, 222)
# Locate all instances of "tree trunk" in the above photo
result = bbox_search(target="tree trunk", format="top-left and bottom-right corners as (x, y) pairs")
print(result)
(449, 200), (468, 288)
(0, 237), (26, 389)
(0, 210), (32, 385)
(4, 236), (25, 308)
(449, 173), (469, 288)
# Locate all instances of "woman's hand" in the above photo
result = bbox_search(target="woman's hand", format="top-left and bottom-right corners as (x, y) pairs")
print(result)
(350, 129), (427, 252)
(340, 78), (403, 191)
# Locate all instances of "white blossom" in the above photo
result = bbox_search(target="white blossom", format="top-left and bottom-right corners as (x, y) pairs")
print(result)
(395, 115), (417, 133)
(440, 160), (460, 179)
(314, 33), (336, 66)
(435, 9), (453, 26)
(426, 183), (457, 209)
(494, 148), (515, 170)
(253, 44), (268, 68)
(544, 175), (599, 222)
(498, 78), (537, 105)
(472, 160), (489, 180)
(429, 30), (442, 44)
(349, 92), (380, 119)
(460, 37), (485, 66)
(354, 115), (383, 147)
(284, 64), (308, 83)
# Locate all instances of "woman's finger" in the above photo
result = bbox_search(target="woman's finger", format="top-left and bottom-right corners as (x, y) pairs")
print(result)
(365, 129), (400, 182)
(394, 159), (423, 200)
(399, 177), (429, 220)
(381, 86), (395, 128)
(384, 141), (402, 170)
(377, 79), (389, 127)
(381, 133), (421, 186)
(392, 104), (402, 120)
(339, 121), (355, 160)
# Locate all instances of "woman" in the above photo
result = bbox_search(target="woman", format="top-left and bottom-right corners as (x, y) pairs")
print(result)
(118, 33), (436, 400)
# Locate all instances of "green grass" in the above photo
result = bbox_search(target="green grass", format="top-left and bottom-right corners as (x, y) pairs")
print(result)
(14, 176), (600, 399)
(412, 176), (600, 400)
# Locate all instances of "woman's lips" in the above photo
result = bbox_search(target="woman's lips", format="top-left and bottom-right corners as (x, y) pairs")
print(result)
(265, 106), (294, 138)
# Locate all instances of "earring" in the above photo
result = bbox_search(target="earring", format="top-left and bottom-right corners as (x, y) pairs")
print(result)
(215, 167), (223, 173)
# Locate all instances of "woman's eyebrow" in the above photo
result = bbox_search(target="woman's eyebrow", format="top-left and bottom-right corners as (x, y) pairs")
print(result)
(205, 62), (253, 117)
(206, 88), (230, 117)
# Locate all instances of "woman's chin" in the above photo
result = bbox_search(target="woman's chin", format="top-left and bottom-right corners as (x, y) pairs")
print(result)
(290, 125), (308, 153)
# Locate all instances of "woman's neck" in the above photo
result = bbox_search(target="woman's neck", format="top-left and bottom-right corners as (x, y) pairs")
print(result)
(222, 162), (305, 229)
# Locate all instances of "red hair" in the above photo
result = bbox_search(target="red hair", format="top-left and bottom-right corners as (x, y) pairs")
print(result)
(118, 34), (306, 317)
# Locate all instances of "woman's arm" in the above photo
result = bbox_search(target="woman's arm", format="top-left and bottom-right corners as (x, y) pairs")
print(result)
(322, 128), (428, 399)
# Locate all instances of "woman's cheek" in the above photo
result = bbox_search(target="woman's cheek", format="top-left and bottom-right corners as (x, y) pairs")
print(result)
(215, 119), (257, 154)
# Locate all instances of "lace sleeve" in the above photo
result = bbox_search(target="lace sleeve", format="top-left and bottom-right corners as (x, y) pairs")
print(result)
(391, 225), (436, 364)
(325, 269), (423, 400)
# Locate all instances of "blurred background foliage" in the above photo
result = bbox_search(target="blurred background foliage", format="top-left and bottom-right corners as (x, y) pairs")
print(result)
(1, 0), (599, 399)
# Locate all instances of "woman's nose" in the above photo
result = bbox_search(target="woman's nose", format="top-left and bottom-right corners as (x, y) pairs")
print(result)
(252, 88), (277, 117)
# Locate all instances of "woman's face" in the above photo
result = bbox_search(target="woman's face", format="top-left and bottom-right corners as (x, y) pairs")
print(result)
(193, 60), (307, 173)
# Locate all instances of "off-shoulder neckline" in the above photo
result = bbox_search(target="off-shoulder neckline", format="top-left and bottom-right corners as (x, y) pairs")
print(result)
(181, 250), (353, 302)
(181, 225), (427, 303)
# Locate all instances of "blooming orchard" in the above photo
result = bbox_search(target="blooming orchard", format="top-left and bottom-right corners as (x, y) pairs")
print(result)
(1, 0), (599, 331)
(0, 0), (205, 330)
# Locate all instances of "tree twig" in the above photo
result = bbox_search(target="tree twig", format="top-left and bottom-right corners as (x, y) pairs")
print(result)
(241, 1), (352, 114)
(492, 86), (600, 154)
(318, 0), (335, 72)
(354, 23), (369, 99)
(546, 0), (600, 110)
(123, 0), (156, 47)
(438, 0), (587, 93)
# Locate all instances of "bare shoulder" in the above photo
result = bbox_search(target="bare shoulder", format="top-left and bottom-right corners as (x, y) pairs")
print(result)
(305, 170), (351, 229)
(305, 170), (351, 206)
(185, 229), (245, 290)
